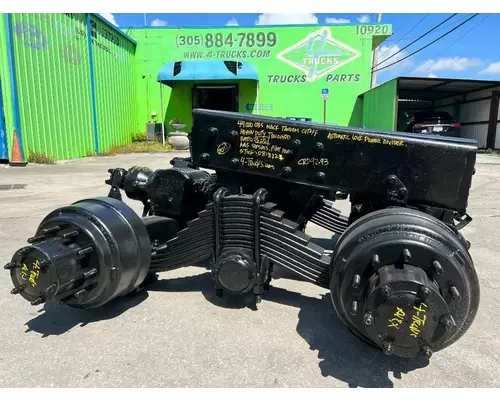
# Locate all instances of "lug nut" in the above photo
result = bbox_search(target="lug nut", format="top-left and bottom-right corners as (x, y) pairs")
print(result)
(419, 286), (431, 300)
(363, 312), (374, 326)
(352, 274), (361, 288)
(383, 341), (393, 355)
(421, 346), (433, 359)
(441, 315), (455, 331)
(380, 285), (391, 298)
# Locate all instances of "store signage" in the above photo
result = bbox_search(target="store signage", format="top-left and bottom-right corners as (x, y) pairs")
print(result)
(277, 28), (361, 82)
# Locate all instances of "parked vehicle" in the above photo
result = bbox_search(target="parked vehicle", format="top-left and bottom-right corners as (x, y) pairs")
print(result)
(404, 111), (461, 137)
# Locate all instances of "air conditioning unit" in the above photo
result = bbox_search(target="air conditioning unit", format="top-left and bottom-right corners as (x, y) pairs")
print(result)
(145, 123), (163, 141)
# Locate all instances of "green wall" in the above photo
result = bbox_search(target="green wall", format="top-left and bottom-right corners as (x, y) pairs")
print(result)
(361, 78), (398, 131)
(0, 14), (14, 159)
(90, 14), (137, 153)
(0, 13), (137, 161)
(127, 24), (392, 132)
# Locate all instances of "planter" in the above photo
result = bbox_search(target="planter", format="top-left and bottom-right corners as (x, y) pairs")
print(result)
(168, 123), (189, 150)
(171, 123), (186, 131)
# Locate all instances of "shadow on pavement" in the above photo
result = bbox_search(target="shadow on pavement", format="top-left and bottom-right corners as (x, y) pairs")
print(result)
(25, 267), (428, 387)
(25, 289), (149, 338)
(147, 271), (429, 388)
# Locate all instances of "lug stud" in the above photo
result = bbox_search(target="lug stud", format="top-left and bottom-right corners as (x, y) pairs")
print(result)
(371, 254), (381, 268)
(402, 248), (412, 263)
(77, 247), (93, 257)
(352, 274), (361, 288)
(27, 235), (46, 244)
(31, 297), (45, 306)
(432, 260), (443, 275)
(82, 268), (98, 279)
(75, 289), (87, 298)
(450, 286), (462, 302)
(42, 225), (61, 235)
(45, 284), (57, 294)
(4, 261), (20, 270)
(350, 301), (358, 315)
(62, 230), (79, 239)
(11, 285), (25, 294)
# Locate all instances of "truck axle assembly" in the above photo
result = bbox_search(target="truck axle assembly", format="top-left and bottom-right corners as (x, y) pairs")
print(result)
(4, 109), (480, 361)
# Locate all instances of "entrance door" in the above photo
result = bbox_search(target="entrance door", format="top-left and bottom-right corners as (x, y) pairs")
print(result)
(192, 84), (239, 112)
(0, 79), (8, 162)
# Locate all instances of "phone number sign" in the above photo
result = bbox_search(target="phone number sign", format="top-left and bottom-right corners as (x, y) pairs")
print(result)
(176, 31), (278, 49)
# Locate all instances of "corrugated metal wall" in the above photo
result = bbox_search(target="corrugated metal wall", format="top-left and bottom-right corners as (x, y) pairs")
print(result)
(10, 13), (94, 160)
(90, 14), (136, 153)
(362, 78), (397, 130)
(0, 14), (15, 160)
(429, 86), (500, 149)
(1, 13), (137, 161)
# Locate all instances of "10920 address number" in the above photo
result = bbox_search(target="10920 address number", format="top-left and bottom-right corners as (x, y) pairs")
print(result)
(356, 25), (390, 35)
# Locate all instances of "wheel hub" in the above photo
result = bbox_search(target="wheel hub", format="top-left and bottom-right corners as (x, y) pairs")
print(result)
(362, 265), (453, 358)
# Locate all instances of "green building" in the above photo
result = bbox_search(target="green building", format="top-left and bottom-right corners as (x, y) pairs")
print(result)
(2, 13), (499, 163)
(0, 13), (393, 162)
(127, 23), (391, 135)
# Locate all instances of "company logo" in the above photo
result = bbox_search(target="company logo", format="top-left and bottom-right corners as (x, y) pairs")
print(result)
(277, 28), (361, 82)
(14, 22), (48, 51)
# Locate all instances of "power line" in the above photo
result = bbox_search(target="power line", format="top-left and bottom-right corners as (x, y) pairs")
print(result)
(385, 13), (474, 43)
(404, 13), (491, 76)
(377, 14), (427, 60)
(372, 13), (480, 73)
(373, 13), (458, 69)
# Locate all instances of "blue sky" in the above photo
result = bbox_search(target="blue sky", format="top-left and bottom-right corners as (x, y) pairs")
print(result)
(102, 12), (500, 85)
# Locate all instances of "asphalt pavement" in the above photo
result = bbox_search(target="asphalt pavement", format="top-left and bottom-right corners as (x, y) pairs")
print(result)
(0, 152), (499, 388)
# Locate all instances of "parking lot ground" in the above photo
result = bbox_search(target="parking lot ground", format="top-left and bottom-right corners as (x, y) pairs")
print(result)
(1, 152), (500, 388)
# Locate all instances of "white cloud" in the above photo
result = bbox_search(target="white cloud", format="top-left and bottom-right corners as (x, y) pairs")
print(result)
(428, 73), (438, 78)
(415, 57), (482, 73)
(358, 14), (371, 23)
(325, 17), (350, 24)
(255, 13), (318, 25)
(376, 44), (414, 72)
(226, 18), (239, 26)
(151, 18), (167, 27)
(479, 62), (500, 75)
(99, 13), (118, 27)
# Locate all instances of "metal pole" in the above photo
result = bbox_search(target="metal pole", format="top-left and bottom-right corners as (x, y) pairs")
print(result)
(370, 13), (383, 88)
(256, 82), (259, 115)
(160, 83), (165, 146)
(323, 99), (326, 124)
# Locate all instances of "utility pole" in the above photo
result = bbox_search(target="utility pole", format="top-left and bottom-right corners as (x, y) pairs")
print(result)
(370, 13), (383, 88)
